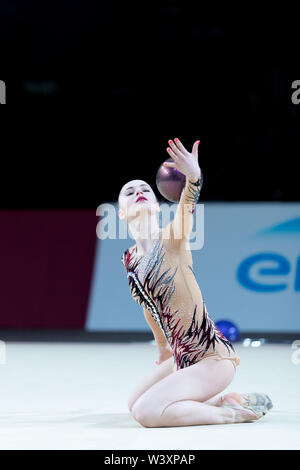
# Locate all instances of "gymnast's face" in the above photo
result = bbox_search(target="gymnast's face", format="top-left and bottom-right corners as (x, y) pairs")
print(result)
(118, 180), (160, 222)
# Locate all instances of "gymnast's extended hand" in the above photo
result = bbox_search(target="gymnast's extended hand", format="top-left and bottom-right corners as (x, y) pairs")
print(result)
(164, 137), (201, 181)
(155, 342), (174, 366)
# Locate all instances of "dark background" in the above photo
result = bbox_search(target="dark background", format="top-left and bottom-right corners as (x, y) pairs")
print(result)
(0, 2), (299, 208)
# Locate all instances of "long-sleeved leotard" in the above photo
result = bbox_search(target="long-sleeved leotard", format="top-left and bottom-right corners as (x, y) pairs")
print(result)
(121, 174), (240, 371)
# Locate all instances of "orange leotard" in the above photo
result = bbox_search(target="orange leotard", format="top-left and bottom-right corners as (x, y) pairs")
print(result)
(121, 175), (240, 371)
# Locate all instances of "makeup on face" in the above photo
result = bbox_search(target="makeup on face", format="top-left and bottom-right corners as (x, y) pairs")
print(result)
(123, 184), (151, 199)
(119, 183), (157, 213)
(136, 196), (148, 203)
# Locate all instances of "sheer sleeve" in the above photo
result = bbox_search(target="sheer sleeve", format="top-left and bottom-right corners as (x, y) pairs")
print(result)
(170, 171), (203, 242)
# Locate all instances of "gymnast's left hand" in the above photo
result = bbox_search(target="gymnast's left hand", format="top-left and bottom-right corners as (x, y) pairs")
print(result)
(155, 343), (173, 365)
(163, 138), (201, 182)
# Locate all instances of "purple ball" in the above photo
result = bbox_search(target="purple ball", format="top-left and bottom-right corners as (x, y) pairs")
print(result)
(156, 158), (186, 203)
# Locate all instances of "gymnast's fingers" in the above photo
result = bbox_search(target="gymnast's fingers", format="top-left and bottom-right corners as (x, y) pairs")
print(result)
(174, 137), (189, 155)
(166, 146), (178, 161)
(168, 139), (185, 160)
(163, 160), (177, 168)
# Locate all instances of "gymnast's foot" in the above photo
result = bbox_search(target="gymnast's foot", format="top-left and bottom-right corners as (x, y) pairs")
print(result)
(224, 404), (263, 423)
(219, 392), (249, 406)
(220, 392), (273, 409)
(218, 392), (273, 421)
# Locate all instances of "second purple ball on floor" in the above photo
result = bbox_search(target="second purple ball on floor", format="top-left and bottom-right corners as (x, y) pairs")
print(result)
(215, 320), (240, 342)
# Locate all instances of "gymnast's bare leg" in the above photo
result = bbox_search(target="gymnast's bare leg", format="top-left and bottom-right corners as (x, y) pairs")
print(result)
(130, 356), (259, 427)
(128, 346), (272, 425)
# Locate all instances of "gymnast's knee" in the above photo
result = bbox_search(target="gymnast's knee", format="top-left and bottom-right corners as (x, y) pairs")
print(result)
(131, 401), (158, 428)
(127, 396), (135, 413)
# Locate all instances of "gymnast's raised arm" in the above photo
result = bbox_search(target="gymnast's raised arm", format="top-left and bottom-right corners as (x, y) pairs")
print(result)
(163, 138), (203, 242)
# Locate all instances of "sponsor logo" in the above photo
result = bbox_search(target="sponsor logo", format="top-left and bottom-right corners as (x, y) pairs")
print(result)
(237, 218), (300, 292)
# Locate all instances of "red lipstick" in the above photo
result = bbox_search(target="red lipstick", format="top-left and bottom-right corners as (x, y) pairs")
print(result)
(136, 196), (147, 203)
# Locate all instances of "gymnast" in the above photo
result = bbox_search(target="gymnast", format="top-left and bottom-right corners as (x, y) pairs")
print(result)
(118, 137), (272, 427)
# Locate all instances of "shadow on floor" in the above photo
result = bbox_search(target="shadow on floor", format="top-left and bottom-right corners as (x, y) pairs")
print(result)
(67, 413), (138, 428)
(0, 412), (138, 428)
